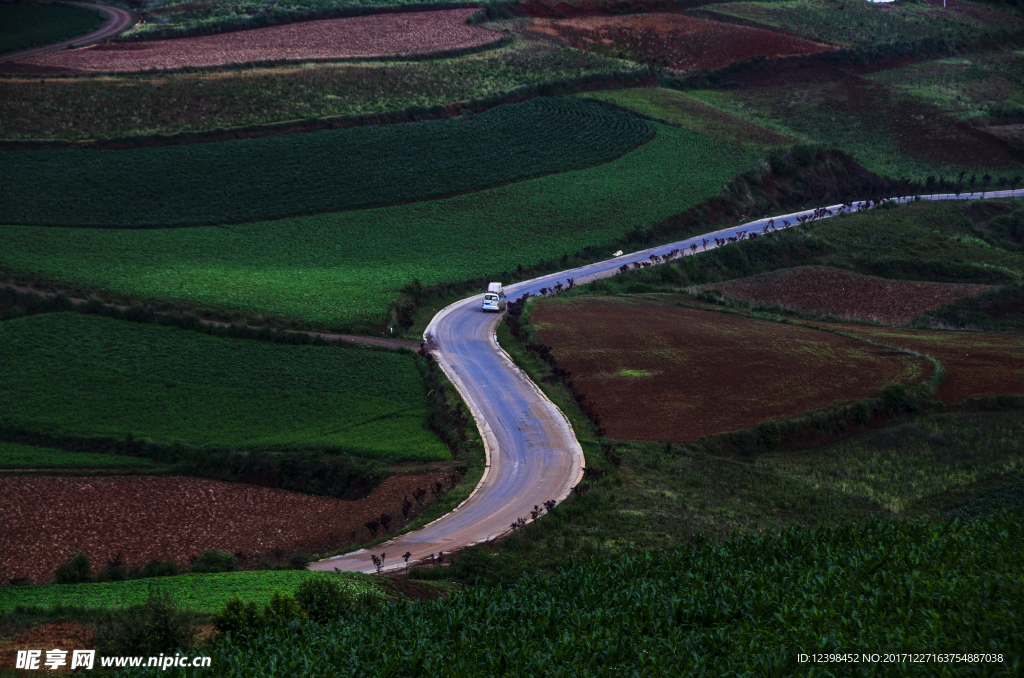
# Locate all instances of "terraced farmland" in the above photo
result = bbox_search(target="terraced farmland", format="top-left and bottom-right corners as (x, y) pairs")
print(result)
(0, 122), (755, 328)
(0, 441), (156, 470)
(530, 295), (931, 442)
(6, 9), (502, 73)
(0, 98), (651, 228)
(530, 13), (830, 72)
(0, 313), (448, 460)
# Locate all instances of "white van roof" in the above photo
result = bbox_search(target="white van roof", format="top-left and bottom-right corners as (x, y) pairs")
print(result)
(487, 282), (503, 294)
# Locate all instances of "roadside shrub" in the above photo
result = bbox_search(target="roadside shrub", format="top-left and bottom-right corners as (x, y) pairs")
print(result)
(263, 591), (307, 625)
(757, 420), (781, 450)
(288, 550), (311, 570)
(54, 552), (93, 585)
(214, 596), (263, 636)
(140, 558), (180, 579)
(96, 553), (129, 583)
(96, 587), (196, 656)
(294, 575), (347, 624)
(190, 550), (237, 574)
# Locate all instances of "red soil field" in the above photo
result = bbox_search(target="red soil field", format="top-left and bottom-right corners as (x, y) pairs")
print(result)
(529, 13), (831, 72)
(0, 472), (451, 585)
(810, 322), (1023, 401)
(707, 266), (993, 325)
(0, 622), (94, 673)
(4, 9), (502, 74)
(531, 295), (930, 442)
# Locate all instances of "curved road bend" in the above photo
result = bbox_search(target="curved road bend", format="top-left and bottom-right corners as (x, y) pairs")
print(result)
(312, 189), (1024, 574)
(0, 3), (135, 64)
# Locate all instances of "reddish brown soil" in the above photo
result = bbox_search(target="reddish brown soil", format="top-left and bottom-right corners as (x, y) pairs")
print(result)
(708, 267), (993, 325)
(531, 295), (930, 442)
(5, 9), (501, 74)
(529, 13), (830, 72)
(0, 473), (451, 585)
(0, 622), (94, 673)
(809, 322), (1023, 401)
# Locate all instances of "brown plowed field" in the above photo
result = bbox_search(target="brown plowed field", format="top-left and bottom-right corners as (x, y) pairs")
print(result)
(531, 295), (930, 442)
(0, 473), (450, 585)
(809, 322), (1023, 401)
(529, 13), (830, 72)
(0, 622), (94, 673)
(4, 9), (501, 74)
(707, 267), (993, 325)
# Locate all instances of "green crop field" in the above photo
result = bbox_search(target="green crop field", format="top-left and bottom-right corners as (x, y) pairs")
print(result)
(0, 441), (156, 469)
(760, 411), (1024, 513)
(117, 514), (1023, 677)
(0, 98), (651, 228)
(0, 313), (449, 461)
(0, 30), (635, 141)
(867, 51), (1024, 119)
(0, 122), (756, 329)
(575, 88), (795, 150)
(0, 571), (378, 613)
(0, 3), (106, 55)
(708, 0), (1015, 46)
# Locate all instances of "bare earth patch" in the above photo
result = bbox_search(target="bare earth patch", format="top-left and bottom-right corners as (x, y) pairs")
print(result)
(0, 473), (450, 585)
(529, 13), (831, 72)
(810, 322), (1023, 402)
(531, 295), (930, 442)
(0, 622), (94, 673)
(707, 266), (993, 325)
(4, 9), (502, 73)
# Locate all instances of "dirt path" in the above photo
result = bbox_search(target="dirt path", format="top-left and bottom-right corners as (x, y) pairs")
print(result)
(0, 3), (136, 64)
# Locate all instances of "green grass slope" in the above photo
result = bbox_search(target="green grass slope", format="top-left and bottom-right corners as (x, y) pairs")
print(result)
(0, 313), (449, 461)
(124, 514), (1023, 676)
(0, 4), (105, 55)
(0, 98), (651, 228)
(0, 441), (156, 469)
(0, 122), (757, 328)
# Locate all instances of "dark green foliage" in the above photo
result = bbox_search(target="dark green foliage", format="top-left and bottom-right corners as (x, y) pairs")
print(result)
(949, 479), (1024, 521)
(54, 552), (93, 585)
(916, 281), (1024, 332)
(288, 551), (311, 570)
(881, 384), (916, 415)
(148, 513), (1024, 677)
(294, 575), (347, 624)
(95, 587), (196, 657)
(214, 591), (306, 635)
(757, 420), (781, 450)
(410, 545), (530, 588)
(0, 3), (105, 55)
(189, 550), (237, 575)
(1, 98), (650, 228)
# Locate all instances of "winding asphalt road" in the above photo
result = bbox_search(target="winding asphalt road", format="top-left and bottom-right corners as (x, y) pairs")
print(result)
(312, 187), (1024, 574)
(0, 3), (135, 65)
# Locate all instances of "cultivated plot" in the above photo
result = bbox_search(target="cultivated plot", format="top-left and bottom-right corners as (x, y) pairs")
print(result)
(529, 13), (830, 72)
(0, 313), (449, 459)
(707, 266), (993, 325)
(0, 123), (756, 328)
(5, 9), (503, 73)
(0, 472), (451, 585)
(575, 87), (795, 149)
(0, 441), (156, 470)
(811, 321), (1023, 401)
(531, 295), (931, 442)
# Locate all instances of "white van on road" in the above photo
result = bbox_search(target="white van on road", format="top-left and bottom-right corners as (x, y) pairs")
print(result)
(482, 282), (507, 312)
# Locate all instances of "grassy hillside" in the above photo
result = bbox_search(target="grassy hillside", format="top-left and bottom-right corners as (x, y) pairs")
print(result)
(0, 98), (651, 228)
(0, 3), (105, 55)
(0, 122), (756, 329)
(0, 313), (449, 461)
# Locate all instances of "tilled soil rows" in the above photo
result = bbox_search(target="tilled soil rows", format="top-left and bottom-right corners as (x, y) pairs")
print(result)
(529, 13), (830, 72)
(707, 266), (993, 325)
(4, 9), (502, 74)
(810, 322), (1023, 401)
(1, 473), (450, 585)
(531, 295), (930, 442)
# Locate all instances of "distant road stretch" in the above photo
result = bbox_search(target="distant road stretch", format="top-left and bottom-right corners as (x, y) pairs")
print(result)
(310, 190), (1024, 574)
(0, 3), (135, 64)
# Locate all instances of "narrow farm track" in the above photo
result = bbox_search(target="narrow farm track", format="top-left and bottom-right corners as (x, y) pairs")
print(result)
(0, 3), (135, 64)
(312, 188), (1024, 574)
